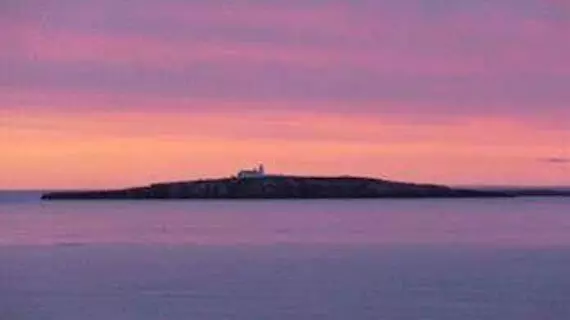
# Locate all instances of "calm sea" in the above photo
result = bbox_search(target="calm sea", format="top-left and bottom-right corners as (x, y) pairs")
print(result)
(1, 192), (570, 319)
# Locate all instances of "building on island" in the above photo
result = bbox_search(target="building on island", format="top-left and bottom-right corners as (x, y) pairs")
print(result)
(237, 164), (266, 179)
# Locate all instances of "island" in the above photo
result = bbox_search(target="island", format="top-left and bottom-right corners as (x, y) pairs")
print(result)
(42, 165), (570, 200)
(41, 176), (509, 200)
(43, 165), (515, 200)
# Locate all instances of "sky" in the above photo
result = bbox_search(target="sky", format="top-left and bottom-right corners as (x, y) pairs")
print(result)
(1, 0), (569, 189)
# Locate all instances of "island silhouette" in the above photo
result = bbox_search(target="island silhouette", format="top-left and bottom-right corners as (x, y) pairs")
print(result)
(43, 164), (522, 200)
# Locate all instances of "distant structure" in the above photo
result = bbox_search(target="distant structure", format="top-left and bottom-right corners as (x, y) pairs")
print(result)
(237, 164), (266, 179)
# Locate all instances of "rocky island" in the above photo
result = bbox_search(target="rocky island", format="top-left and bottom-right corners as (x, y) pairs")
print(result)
(42, 174), (510, 200)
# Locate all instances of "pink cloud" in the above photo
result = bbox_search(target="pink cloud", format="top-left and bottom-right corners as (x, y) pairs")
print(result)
(3, 0), (568, 77)
(1, 1), (569, 135)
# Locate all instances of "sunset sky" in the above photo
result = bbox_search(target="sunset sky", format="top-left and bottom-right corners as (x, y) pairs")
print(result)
(1, 0), (569, 189)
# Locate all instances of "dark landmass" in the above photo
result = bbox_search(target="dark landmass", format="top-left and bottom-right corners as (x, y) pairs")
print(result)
(488, 188), (570, 197)
(41, 175), (516, 200)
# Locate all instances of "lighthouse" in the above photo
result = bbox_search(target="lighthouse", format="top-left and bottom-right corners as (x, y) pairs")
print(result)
(237, 164), (266, 179)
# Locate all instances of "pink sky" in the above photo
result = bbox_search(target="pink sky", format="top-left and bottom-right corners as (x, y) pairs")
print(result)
(1, 0), (569, 189)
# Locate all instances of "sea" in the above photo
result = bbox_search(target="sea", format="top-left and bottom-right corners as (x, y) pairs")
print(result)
(1, 191), (570, 320)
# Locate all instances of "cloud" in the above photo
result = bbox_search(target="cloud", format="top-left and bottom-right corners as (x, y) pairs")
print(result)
(1, 0), (569, 120)
(540, 157), (570, 164)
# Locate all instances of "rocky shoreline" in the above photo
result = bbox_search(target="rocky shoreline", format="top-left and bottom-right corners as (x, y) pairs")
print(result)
(42, 175), (513, 200)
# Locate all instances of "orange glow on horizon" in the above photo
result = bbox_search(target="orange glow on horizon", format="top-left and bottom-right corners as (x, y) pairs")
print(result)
(2, 108), (569, 189)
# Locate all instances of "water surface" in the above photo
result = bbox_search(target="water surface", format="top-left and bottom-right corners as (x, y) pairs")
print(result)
(1, 194), (569, 319)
